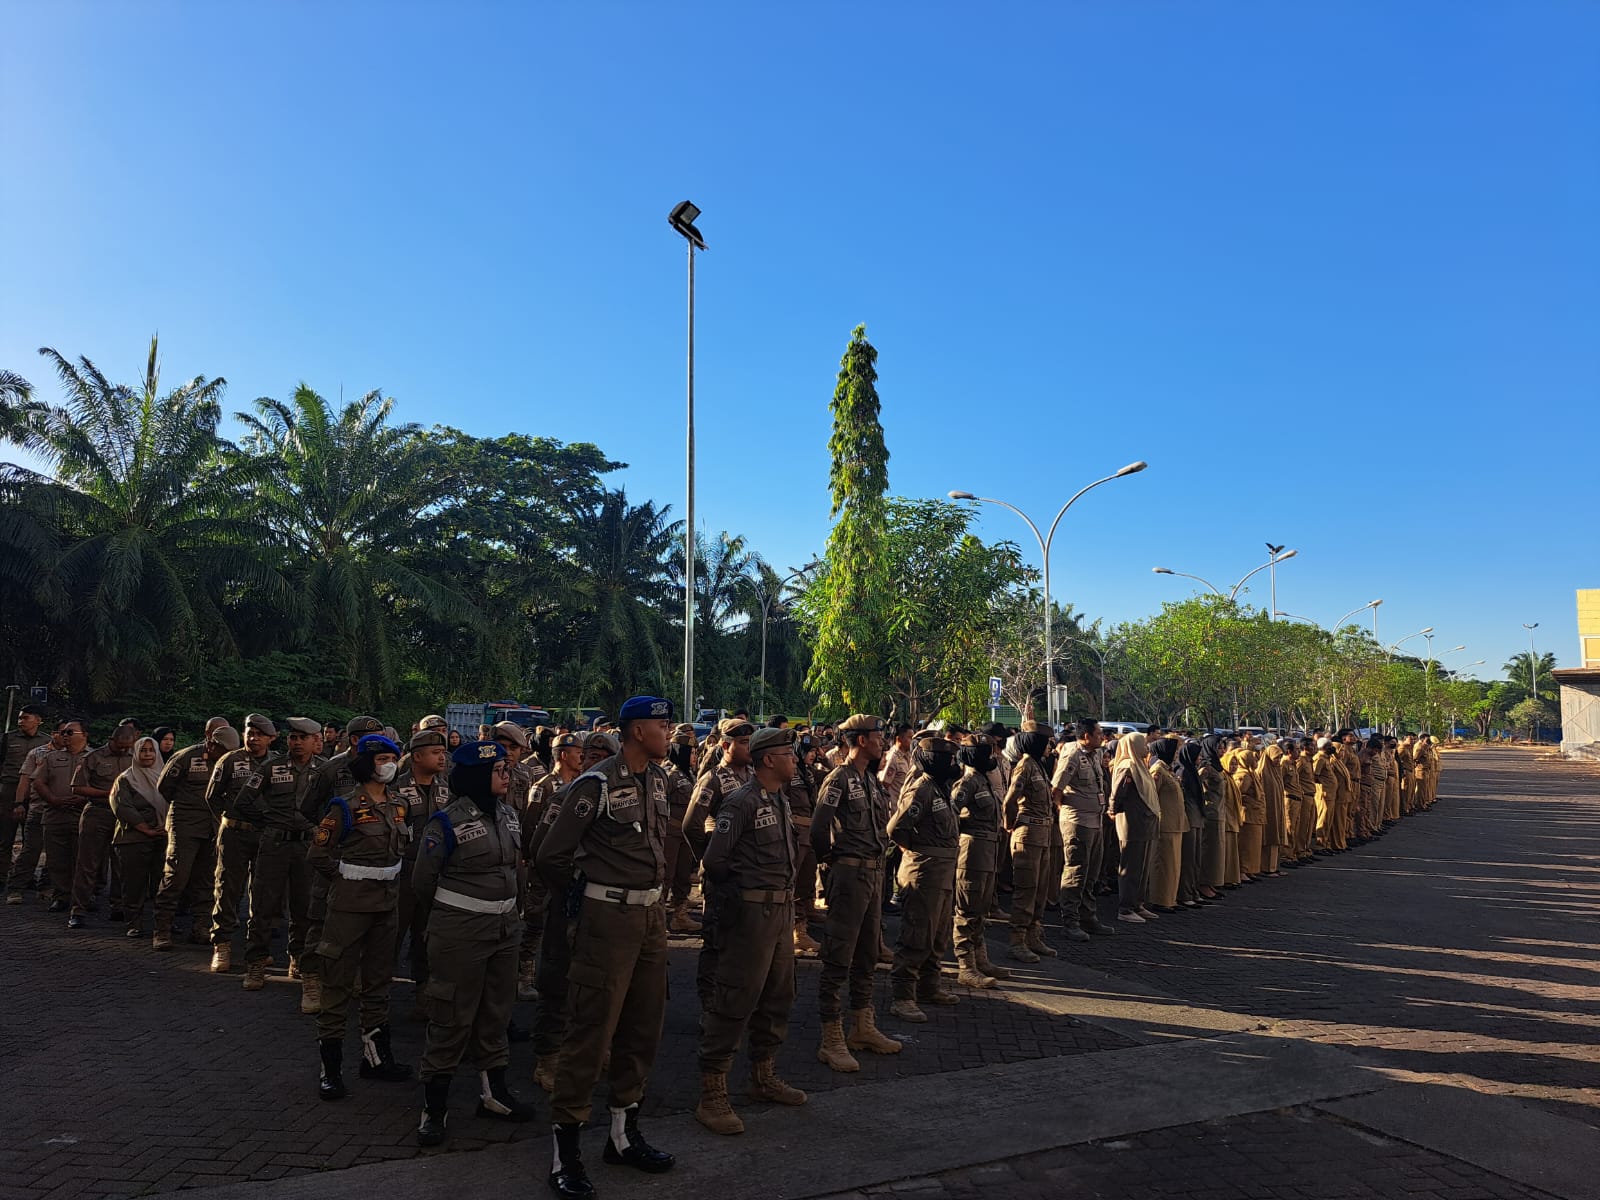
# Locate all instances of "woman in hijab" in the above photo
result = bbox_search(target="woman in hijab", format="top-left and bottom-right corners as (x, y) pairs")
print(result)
(1228, 741), (1265, 881)
(1146, 737), (1187, 912)
(1002, 727), (1057, 962)
(1173, 740), (1210, 906)
(1107, 732), (1161, 923)
(151, 726), (177, 757)
(109, 736), (167, 938)
(1199, 735), (1231, 894)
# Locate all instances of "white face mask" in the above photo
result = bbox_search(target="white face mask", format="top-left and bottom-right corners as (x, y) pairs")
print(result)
(374, 762), (398, 783)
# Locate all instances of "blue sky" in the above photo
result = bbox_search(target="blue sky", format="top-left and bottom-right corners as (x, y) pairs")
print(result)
(4, 1), (1596, 677)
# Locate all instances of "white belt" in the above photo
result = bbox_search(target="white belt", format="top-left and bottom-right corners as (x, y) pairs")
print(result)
(583, 882), (662, 906)
(434, 887), (518, 914)
(339, 861), (402, 881)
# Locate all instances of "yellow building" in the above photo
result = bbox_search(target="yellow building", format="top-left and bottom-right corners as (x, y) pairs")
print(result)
(1579, 589), (1600, 668)
(1555, 588), (1600, 759)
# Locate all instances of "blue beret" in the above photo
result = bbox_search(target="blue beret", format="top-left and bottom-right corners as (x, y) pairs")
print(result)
(357, 734), (401, 757)
(618, 696), (674, 722)
(452, 739), (506, 766)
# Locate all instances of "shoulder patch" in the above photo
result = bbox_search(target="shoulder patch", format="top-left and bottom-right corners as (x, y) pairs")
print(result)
(714, 815), (733, 834)
(571, 797), (594, 820)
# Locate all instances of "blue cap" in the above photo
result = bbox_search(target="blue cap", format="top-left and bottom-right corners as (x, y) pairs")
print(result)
(618, 696), (674, 722)
(357, 734), (401, 757)
(452, 739), (506, 766)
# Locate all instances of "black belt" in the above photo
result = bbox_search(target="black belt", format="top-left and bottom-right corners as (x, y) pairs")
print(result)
(739, 888), (793, 904)
(833, 855), (882, 869)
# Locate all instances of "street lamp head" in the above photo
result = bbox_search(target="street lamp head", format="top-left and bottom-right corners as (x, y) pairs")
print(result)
(1153, 567), (1174, 575)
(947, 490), (976, 501)
(668, 200), (707, 250)
(1449, 645), (1466, 653)
(1421, 627), (1434, 634)
(1115, 461), (1148, 477)
(1370, 599), (1383, 608)
(1276, 548), (1298, 561)
(1524, 622), (1539, 631)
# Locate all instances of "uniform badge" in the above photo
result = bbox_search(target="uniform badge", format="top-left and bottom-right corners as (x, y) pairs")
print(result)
(572, 798), (594, 819)
(478, 744), (498, 760)
(715, 815), (733, 834)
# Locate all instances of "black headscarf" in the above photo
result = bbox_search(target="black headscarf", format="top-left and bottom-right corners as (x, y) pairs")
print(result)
(448, 761), (500, 819)
(1150, 737), (1180, 768)
(913, 744), (961, 785)
(958, 742), (995, 774)
(1175, 739), (1205, 812)
(1016, 729), (1051, 762)
(1199, 734), (1226, 771)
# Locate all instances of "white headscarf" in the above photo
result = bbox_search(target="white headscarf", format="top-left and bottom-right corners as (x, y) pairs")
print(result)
(1110, 731), (1159, 817)
(122, 736), (167, 822)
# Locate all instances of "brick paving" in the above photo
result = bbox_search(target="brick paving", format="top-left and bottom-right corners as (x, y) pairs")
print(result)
(823, 1107), (1560, 1200)
(2, 746), (1594, 1198)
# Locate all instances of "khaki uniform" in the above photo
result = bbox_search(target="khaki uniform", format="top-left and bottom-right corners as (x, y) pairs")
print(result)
(697, 777), (796, 1073)
(302, 751), (359, 979)
(1397, 743), (1416, 814)
(685, 762), (754, 1007)
(887, 772), (958, 1001)
(237, 752), (324, 965)
(1313, 749), (1342, 850)
(37, 747), (89, 904)
(662, 763), (697, 911)
(1052, 745), (1105, 931)
(109, 773), (165, 922)
(786, 759), (819, 922)
(1149, 761), (1187, 908)
(1384, 749), (1402, 823)
(70, 745), (132, 916)
(208, 747), (268, 945)
(0, 730), (49, 893)
(518, 767), (568, 975)
(413, 794), (524, 1079)
(9, 741), (56, 895)
(953, 768), (1002, 959)
(1230, 750), (1265, 877)
(809, 762), (890, 1020)
(394, 768), (451, 985)
(528, 769), (583, 1059)
(1003, 756), (1053, 935)
(153, 744), (220, 937)
(1295, 754), (1317, 859)
(1256, 746), (1287, 872)
(1335, 744), (1361, 846)
(536, 754), (671, 1125)
(1358, 752), (1388, 837)
(309, 786), (408, 1039)
(1201, 766), (1230, 887)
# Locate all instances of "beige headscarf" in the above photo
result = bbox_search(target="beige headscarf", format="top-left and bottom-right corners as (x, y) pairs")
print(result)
(1110, 731), (1159, 817)
(122, 736), (168, 822)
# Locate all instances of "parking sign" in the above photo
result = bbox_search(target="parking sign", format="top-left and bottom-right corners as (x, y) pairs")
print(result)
(988, 676), (1003, 707)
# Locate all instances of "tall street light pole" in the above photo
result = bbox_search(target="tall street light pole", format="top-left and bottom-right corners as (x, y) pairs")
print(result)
(1523, 622), (1540, 699)
(749, 563), (817, 720)
(1062, 635), (1122, 719)
(950, 461), (1147, 727)
(669, 201), (707, 723)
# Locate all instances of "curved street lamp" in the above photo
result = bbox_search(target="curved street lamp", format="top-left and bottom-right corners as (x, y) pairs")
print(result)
(668, 201), (707, 722)
(746, 562), (817, 720)
(950, 460), (1147, 725)
(1152, 549), (1299, 604)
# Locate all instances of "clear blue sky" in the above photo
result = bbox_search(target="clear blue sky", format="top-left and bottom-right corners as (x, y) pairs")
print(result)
(4, 2), (1596, 679)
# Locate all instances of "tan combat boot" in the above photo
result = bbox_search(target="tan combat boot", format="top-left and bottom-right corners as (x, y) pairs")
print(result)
(694, 1071), (745, 1135)
(749, 1058), (807, 1105)
(534, 1053), (558, 1093)
(517, 959), (537, 1000)
(816, 1018), (860, 1073)
(669, 902), (702, 934)
(1008, 928), (1040, 963)
(300, 975), (322, 1015)
(210, 943), (232, 973)
(956, 954), (997, 989)
(241, 959), (267, 991)
(847, 1006), (903, 1054)
(921, 985), (960, 1006)
(151, 918), (174, 952)
(793, 920), (820, 955)
(1026, 924), (1058, 958)
(287, 956), (302, 980)
(888, 997), (928, 1023)
(975, 941), (1011, 980)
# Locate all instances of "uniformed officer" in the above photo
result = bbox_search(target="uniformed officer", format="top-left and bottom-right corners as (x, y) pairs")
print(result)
(151, 722), (237, 949)
(693, 726), (806, 1136)
(517, 732), (583, 1002)
(395, 729), (451, 1001)
(33, 719), (89, 912)
(207, 714), (277, 970)
(307, 732), (414, 1099)
(108, 736), (168, 937)
(1312, 737), (1341, 853)
(1003, 727), (1057, 962)
(952, 737), (1008, 988)
(661, 726), (701, 939)
(784, 730), (821, 956)
(683, 717), (755, 1006)
(537, 696), (677, 1199)
(67, 722), (136, 928)
(810, 713), (902, 1074)
(412, 740), (535, 1148)
(887, 732), (963, 1021)
(236, 717), (324, 991)
(1, 705), (50, 902)
(493, 721), (538, 811)
(528, 730), (615, 1094)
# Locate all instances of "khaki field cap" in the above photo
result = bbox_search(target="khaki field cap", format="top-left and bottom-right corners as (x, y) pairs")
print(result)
(492, 721), (531, 748)
(585, 730), (619, 754)
(717, 717), (756, 738)
(670, 724), (698, 747)
(345, 715), (383, 736)
(284, 717), (322, 736)
(408, 730), (448, 751)
(838, 714), (883, 734)
(749, 727), (796, 758)
(418, 713), (449, 732)
(913, 730), (959, 754)
(554, 732), (583, 750)
(244, 713), (277, 737)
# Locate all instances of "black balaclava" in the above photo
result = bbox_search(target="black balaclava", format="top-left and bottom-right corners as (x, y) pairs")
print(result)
(913, 743), (961, 785)
(449, 761), (500, 820)
(958, 742), (995, 774)
(666, 744), (694, 775)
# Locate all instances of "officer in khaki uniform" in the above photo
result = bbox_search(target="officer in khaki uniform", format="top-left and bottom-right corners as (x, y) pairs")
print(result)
(1003, 728), (1057, 962)
(952, 737), (1007, 988)
(67, 723), (136, 927)
(810, 713), (902, 1074)
(308, 731), (414, 1099)
(236, 718), (324, 990)
(683, 718), (755, 1007)
(151, 723), (237, 948)
(517, 732), (582, 1001)
(661, 726), (701, 939)
(693, 726), (806, 1136)
(1, 705), (50, 901)
(1312, 738), (1341, 852)
(35, 720), (90, 911)
(493, 721), (538, 812)
(9, 725), (64, 904)
(394, 729), (451, 998)
(537, 697), (677, 1200)
(785, 732), (821, 955)
(887, 732), (963, 1021)
(207, 714), (277, 968)
(412, 739), (535, 1148)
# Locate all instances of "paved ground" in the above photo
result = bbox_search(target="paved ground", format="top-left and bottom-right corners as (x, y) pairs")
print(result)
(1, 745), (1595, 1200)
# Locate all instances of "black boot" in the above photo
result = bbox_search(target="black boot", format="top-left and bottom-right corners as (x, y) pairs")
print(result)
(359, 1025), (414, 1082)
(417, 1074), (451, 1147)
(602, 1104), (674, 1173)
(476, 1066), (536, 1122)
(318, 1039), (347, 1101)
(549, 1123), (594, 1199)
(507, 1018), (532, 1043)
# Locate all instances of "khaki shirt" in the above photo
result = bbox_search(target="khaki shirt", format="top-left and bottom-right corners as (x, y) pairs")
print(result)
(1052, 743), (1104, 829)
(702, 777), (795, 892)
(207, 747), (269, 821)
(413, 794), (524, 941)
(535, 755), (669, 891)
(73, 744), (133, 801)
(37, 748), (89, 825)
(684, 762), (753, 860)
(233, 752), (325, 832)
(954, 768), (1002, 874)
(811, 761), (890, 863)
(887, 771), (959, 859)
(394, 770), (451, 864)
(1003, 756), (1053, 845)
(0, 731), (48, 792)
(158, 744), (220, 837)
(310, 786), (409, 911)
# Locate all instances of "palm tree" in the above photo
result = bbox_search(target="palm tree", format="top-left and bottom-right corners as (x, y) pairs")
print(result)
(1501, 650), (1558, 703)
(236, 385), (482, 705)
(559, 489), (680, 712)
(0, 338), (284, 699)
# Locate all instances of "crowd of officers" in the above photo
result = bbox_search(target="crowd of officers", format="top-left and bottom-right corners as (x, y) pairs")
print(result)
(0, 698), (1447, 1200)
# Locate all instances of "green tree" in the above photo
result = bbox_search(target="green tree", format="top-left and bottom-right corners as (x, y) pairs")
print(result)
(1507, 695), (1554, 741)
(800, 325), (892, 712)
(1, 338), (285, 700)
(1500, 651), (1558, 707)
